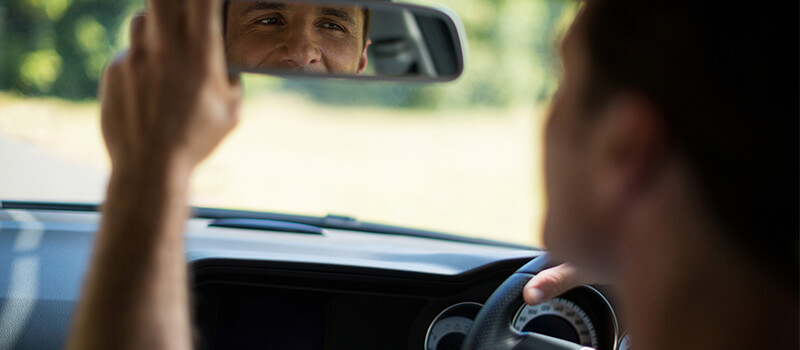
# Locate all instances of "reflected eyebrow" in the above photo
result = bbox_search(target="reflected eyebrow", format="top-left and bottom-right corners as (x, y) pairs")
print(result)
(242, 2), (287, 16)
(319, 7), (357, 26)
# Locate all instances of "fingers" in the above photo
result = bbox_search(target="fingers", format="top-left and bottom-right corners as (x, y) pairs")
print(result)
(142, 0), (224, 63)
(147, 0), (184, 36)
(100, 51), (129, 100)
(187, 0), (222, 43)
(523, 263), (583, 305)
(129, 13), (147, 60)
(98, 55), (129, 157)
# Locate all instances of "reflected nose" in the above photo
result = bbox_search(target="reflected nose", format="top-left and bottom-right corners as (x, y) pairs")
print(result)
(280, 28), (321, 69)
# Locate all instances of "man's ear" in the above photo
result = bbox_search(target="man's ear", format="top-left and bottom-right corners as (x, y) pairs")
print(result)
(590, 95), (666, 218)
(357, 39), (371, 74)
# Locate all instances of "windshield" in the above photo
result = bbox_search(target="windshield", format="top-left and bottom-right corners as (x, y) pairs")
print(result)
(0, 0), (577, 247)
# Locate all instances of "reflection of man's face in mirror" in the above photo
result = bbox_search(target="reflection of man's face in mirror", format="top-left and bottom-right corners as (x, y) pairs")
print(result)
(225, 1), (370, 74)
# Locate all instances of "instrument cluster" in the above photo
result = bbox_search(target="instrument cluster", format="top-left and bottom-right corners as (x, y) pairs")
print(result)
(425, 286), (622, 350)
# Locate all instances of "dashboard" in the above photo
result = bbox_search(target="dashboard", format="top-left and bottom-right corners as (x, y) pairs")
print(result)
(191, 259), (622, 350)
(192, 258), (528, 349)
(0, 206), (627, 349)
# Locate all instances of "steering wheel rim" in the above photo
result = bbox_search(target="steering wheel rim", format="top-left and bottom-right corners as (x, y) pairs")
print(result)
(461, 253), (593, 350)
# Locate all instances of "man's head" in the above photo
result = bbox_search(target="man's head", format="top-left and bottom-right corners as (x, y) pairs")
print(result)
(224, 1), (371, 74)
(543, 0), (797, 285)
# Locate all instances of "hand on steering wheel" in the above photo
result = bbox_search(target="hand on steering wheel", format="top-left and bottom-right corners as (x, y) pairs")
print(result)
(461, 254), (596, 350)
(524, 262), (598, 306)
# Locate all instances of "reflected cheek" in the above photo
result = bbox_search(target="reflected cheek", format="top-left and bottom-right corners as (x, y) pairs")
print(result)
(225, 37), (249, 67)
(227, 31), (287, 68)
(319, 42), (361, 74)
(227, 39), (268, 67)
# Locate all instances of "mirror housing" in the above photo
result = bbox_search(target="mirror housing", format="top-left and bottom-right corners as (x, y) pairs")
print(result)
(223, 0), (467, 82)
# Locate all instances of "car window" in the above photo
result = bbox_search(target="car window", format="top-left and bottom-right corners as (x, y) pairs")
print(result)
(0, 0), (577, 247)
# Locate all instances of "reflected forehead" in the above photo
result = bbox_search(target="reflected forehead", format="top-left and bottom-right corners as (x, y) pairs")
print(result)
(234, 2), (361, 18)
(240, 2), (286, 15)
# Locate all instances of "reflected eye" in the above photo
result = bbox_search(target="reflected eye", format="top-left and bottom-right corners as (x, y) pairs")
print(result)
(258, 17), (282, 25)
(320, 22), (345, 31)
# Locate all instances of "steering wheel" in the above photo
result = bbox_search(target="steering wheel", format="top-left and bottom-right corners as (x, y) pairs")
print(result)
(461, 253), (593, 350)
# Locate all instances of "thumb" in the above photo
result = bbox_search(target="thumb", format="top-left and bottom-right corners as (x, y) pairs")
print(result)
(523, 263), (582, 305)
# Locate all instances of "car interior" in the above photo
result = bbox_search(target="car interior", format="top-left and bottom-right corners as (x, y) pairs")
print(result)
(0, 0), (632, 349)
(366, 3), (462, 78)
(0, 202), (624, 349)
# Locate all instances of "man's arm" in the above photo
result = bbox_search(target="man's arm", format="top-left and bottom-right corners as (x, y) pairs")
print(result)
(66, 0), (240, 348)
(67, 164), (194, 349)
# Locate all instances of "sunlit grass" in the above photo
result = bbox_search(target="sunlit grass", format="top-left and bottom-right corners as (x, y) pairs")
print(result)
(0, 92), (548, 247)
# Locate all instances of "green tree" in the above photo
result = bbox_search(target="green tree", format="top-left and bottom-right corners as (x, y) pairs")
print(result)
(0, 0), (136, 99)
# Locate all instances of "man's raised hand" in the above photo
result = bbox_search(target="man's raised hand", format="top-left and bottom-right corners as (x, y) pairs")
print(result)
(67, 1), (239, 350)
(100, 0), (240, 176)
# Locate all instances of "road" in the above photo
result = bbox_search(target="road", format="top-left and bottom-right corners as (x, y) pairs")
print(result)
(0, 136), (106, 203)
(0, 95), (545, 245)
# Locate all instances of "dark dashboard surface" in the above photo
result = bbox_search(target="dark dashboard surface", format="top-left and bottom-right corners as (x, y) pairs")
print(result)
(0, 208), (542, 349)
(193, 258), (531, 349)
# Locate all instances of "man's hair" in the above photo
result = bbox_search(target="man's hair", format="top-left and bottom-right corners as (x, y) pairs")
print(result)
(361, 8), (370, 49)
(577, 0), (798, 286)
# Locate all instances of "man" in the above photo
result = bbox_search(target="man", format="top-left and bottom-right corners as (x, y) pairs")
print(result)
(225, 1), (371, 74)
(523, 1), (798, 350)
(67, 0), (797, 350)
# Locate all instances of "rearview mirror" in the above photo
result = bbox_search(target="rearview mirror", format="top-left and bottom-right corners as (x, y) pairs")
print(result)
(223, 0), (466, 82)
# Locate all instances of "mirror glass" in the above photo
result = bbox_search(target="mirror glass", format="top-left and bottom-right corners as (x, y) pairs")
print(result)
(223, 0), (465, 81)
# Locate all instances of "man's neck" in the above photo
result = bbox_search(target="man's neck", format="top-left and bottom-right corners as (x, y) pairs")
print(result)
(618, 165), (798, 350)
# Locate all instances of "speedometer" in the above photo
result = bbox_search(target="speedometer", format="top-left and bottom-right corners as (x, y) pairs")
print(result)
(513, 297), (599, 348)
(618, 332), (631, 350)
(425, 302), (482, 350)
(510, 286), (618, 349)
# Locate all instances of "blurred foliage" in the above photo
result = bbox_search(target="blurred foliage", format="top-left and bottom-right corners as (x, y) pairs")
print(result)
(0, 0), (576, 108)
(0, 0), (141, 99)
